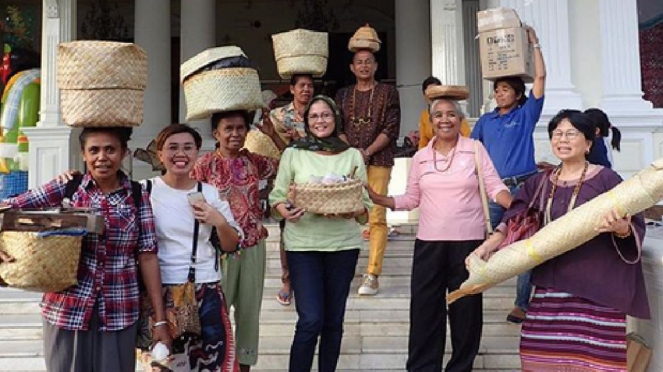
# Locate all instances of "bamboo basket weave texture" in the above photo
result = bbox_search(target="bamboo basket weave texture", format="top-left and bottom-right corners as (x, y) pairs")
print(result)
(293, 178), (364, 215)
(57, 41), (147, 127)
(448, 158), (663, 304)
(0, 231), (82, 293)
(244, 130), (280, 159)
(272, 29), (328, 78)
(425, 85), (470, 101)
(348, 24), (381, 52)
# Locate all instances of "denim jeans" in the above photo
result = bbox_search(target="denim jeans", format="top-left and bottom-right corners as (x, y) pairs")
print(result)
(287, 249), (360, 372)
(489, 183), (533, 311)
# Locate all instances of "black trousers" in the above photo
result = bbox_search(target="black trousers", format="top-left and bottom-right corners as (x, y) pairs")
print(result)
(406, 239), (483, 372)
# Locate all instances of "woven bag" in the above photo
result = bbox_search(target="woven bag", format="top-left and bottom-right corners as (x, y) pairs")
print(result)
(57, 41), (147, 127)
(293, 178), (364, 215)
(425, 85), (470, 101)
(244, 130), (280, 159)
(272, 29), (328, 79)
(348, 24), (381, 52)
(0, 231), (82, 292)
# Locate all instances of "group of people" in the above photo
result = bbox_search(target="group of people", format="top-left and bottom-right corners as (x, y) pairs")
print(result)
(0, 23), (650, 372)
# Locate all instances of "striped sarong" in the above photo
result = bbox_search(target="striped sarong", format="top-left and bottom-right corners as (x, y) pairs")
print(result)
(520, 287), (627, 372)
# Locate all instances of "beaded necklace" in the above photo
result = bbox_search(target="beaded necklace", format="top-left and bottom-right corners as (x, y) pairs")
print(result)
(432, 139), (457, 173)
(349, 84), (376, 127)
(544, 161), (589, 225)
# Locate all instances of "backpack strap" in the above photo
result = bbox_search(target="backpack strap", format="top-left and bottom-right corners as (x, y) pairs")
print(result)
(64, 174), (85, 202)
(144, 179), (153, 196)
(130, 181), (142, 210)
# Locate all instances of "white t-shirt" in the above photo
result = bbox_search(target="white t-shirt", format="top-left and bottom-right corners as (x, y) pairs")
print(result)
(142, 177), (242, 284)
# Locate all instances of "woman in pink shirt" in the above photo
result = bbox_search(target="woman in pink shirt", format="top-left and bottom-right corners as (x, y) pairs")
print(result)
(367, 98), (511, 372)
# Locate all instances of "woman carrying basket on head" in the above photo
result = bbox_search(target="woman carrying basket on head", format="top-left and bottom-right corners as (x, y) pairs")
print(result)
(0, 127), (170, 372)
(269, 95), (371, 372)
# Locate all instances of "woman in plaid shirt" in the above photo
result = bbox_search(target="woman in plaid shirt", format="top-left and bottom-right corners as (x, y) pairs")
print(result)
(0, 127), (170, 372)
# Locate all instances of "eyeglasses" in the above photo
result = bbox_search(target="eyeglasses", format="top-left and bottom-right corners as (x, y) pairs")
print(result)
(551, 130), (582, 140)
(308, 112), (334, 121)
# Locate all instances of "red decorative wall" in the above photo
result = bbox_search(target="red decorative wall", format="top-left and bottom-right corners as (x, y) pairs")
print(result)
(640, 20), (663, 108)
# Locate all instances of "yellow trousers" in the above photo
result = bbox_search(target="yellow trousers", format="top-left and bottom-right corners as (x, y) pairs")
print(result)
(367, 165), (392, 276)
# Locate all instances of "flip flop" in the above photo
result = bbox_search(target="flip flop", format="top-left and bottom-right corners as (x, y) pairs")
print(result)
(276, 289), (293, 306)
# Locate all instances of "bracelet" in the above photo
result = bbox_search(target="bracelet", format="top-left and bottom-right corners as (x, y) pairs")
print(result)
(614, 227), (632, 239)
(153, 321), (168, 328)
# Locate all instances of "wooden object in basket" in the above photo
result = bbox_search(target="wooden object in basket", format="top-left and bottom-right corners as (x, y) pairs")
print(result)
(292, 178), (365, 215)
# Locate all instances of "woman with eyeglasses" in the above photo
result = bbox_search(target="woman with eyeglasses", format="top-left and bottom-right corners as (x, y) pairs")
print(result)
(470, 110), (650, 371)
(269, 95), (372, 372)
(367, 98), (511, 372)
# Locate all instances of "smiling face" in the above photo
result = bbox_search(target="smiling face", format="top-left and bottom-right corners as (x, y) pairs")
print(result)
(430, 100), (462, 141)
(81, 132), (125, 183)
(494, 81), (521, 110)
(551, 119), (592, 162)
(291, 75), (314, 107)
(306, 100), (336, 138)
(350, 50), (377, 82)
(158, 132), (199, 177)
(213, 114), (248, 153)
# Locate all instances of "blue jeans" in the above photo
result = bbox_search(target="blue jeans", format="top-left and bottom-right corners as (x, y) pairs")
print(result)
(489, 183), (532, 311)
(287, 249), (360, 372)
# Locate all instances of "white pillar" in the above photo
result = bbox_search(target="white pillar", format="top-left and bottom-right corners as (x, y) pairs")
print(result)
(179, 0), (216, 144)
(133, 0), (171, 180)
(498, 0), (582, 116)
(598, 0), (654, 115)
(430, 0), (466, 86)
(23, 0), (78, 188)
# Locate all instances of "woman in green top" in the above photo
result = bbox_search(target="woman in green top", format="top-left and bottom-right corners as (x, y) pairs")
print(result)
(269, 95), (372, 372)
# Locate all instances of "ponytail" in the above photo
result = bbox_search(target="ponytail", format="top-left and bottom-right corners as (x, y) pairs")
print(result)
(610, 126), (621, 152)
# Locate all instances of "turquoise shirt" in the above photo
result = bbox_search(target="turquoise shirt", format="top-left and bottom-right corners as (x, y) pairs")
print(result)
(269, 148), (372, 252)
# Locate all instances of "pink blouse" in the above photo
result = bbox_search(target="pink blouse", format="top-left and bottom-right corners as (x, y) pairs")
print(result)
(394, 136), (507, 241)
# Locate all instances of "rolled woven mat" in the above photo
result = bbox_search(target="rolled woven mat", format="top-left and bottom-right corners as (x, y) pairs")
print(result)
(0, 232), (82, 293)
(448, 158), (663, 304)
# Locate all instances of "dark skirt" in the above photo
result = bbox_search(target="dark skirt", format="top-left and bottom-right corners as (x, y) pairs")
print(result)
(520, 287), (627, 371)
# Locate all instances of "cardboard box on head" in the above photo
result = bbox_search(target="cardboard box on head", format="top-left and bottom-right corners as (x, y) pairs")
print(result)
(477, 8), (534, 82)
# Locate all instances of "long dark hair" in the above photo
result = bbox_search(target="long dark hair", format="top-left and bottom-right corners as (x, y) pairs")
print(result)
(584, 108), (621, 152)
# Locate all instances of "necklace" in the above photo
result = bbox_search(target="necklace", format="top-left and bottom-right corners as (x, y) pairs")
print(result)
(350, 83), (376, 127)
(545, 161), (589, 225)
(432, 141), (457, 173)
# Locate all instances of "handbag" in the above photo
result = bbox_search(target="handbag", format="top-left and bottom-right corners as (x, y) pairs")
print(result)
(474, 140), (494, 236)
(136, 192), (203, 348)
(497, 171), (549, 249)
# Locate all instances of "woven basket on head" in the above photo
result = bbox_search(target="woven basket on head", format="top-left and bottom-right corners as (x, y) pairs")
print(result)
(57, 41), (147, 127)
(425, 85), (470, 101)
(244, 130), (280, 159)
(181, 46), (262, 121)
(0, 231), (82, 293)
(272, 29), (328, 79)
(348, 24), (381, 52)
(293, 178), (364, 215)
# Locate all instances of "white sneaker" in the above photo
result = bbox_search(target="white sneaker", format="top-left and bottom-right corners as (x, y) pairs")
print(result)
(358, 274), (379, 295)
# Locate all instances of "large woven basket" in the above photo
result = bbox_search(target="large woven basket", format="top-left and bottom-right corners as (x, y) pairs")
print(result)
(244, 130), (280, 159)
(0, 231), (82, 292)
(348, 24), (381, 52)
(183, 68), (263, 121)
(272, 29), (328, 79)
(293, 178), (364, 215)
(57, 41), (147, 127)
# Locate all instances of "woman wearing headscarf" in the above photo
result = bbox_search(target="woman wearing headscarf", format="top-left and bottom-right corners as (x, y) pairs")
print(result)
(269, 95), (372, 372)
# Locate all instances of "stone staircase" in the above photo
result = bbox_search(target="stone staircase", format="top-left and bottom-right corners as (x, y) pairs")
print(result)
(0, 222), (521, 371)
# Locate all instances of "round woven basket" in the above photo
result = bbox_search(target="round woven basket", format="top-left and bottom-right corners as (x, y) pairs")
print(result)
(348, 24), (381, 52)
(272, 29), (328, 78)
(244, 130), (280, 159)
(61, 89), (144, 127)
(0, 231), (82, 293)
(57, 40), (147, 89)
(293, 179), (365, 215)
(425, 85), (470, 101)
(183, 68), (263, 121)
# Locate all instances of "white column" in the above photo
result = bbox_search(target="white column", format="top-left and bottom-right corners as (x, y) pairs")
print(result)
(23, 0), (78, 188)
(179, 0), (216, 144)
(498, 0), (582, 116)
(598, 0), (654, 115)
(132, 0), (171, 180)
(431, 0), (466, 86)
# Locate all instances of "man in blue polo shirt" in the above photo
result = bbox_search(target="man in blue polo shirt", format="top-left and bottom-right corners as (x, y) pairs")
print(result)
(471, 25), (546, 324)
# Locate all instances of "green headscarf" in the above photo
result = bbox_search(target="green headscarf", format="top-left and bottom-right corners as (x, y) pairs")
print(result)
(288, 95), (351, 153)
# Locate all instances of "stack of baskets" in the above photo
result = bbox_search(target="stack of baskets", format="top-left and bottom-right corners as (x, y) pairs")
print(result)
(272, 29), (328, 79)
(348, 24), (382, 53)
(57, 41), (148, 127)
(293, 178), (365, 215)
(180, 46), (263, 121)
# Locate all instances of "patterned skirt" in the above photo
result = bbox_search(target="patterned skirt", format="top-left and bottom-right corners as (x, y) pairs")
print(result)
(139, 282), (239, 372)
(520, 287), (627, 372)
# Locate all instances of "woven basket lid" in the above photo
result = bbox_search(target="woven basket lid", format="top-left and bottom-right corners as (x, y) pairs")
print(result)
(180, 46), (247, 83)
(425, 85), (470, 101)
(348, 24), (381, 52)
(57, 41), (147, 90)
